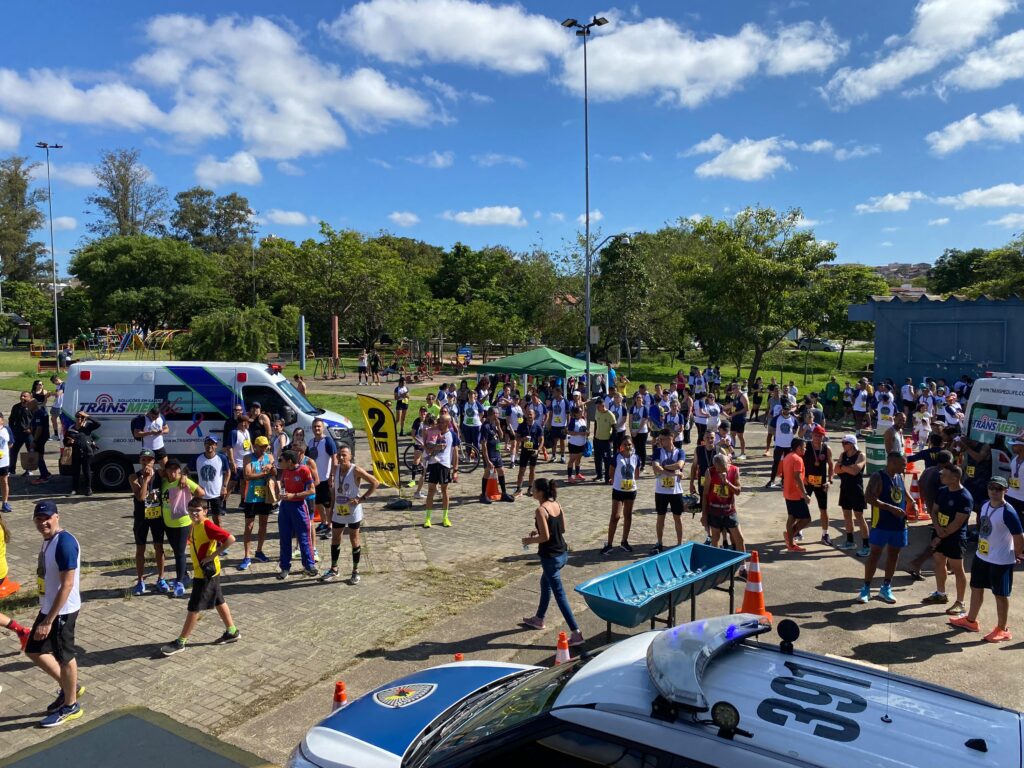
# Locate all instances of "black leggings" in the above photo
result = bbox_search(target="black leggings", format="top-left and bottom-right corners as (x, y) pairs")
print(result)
(769, 446), (791, 483)
(696, 423), (707, 442)
(633, 433), (648, 471)
(165, 526), (190, 584)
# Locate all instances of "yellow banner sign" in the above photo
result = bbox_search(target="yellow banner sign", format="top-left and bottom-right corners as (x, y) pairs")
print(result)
(357, 394), (400, 488)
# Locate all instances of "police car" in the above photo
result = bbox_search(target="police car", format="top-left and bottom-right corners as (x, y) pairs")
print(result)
(287, 614), (1022, 768)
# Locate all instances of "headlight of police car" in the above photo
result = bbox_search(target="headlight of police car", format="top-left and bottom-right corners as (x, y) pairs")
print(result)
(329, 427), (346, 441)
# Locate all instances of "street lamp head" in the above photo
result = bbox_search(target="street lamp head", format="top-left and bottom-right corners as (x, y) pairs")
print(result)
(561, 18), (578, 27)
(35, 141), (48, 149)
(594, 16), (609, 25)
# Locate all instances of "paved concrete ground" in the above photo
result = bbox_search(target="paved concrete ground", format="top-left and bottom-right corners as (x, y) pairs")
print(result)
(0, 401), (1020, 764)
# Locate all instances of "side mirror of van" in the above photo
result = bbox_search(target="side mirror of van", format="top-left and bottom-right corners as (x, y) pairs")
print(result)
(283, 405), (297, 426)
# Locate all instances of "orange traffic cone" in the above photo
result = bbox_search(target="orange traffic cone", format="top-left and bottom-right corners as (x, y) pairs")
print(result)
(0, 579), (20, 599)
(486, 471), (501, 501)
(908, 473), (929, 522)
(736, 551), (772, 622)
(904, 435), (913, 455)
(453, 652), (464, 662)
(554, 631), (572, 665)
(332, 681), (348, 710)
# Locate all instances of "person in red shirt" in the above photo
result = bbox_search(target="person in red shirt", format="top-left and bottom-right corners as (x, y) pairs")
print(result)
(701, 455), (746, 574)
(161, 499), (237, 656)
(277, 450), (318, 579)
(782, 438), (811, 553)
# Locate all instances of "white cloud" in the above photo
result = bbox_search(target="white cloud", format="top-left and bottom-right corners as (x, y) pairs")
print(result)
(834, 144), (880, 160)
(937, 182), (1024, 208)
(689, 135), (793, 181)
(639, 151), (653, 161)
(822, 0), (1015, 108)
(560, 19), (846, 106)
(882, 226), (901, 232)
(368, 158), (393, 169)
(987, 212), (1024, 227)
(472, 152), (525, 168)
(265, 209), (313, 226)
(442, 205), (527, 227)
(795, 216), (819, 227)
(28, 162), (98, 188)
(926, 104), (1024, 155)
(388, 211), (420, 227)
(855, 191), (928, 213)
(408, 150), (454, 168)
(421, 75), (491, 104)
(801, 139), (833, 153)
(0, 117), (19, 150)
(928, 217), (950, 225)
(576, 210), (604, 226)
(51, 216), (77, 231)
(881, 241), (894, 247)
(324, 0), (569, 74)
(549, 212), (565, 222)
(195, 151), (262, 187)
(942, 29), (1024, 91)
(277, 161), (303, 176)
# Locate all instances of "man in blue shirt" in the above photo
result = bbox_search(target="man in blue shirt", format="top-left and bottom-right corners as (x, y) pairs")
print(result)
(921, 465), (973, 615)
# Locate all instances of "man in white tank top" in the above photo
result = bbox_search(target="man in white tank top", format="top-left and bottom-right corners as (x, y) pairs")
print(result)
(320, 446), (379, 585)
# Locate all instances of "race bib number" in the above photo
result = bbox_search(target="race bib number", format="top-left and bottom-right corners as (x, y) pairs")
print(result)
(938, 513), (950, 527)
(37, 576), (45, 595)
(523, 440), (534, 450)
(496, 442), (504, 453)
(243, 439), (251, 451)
(966, 466), (975, 478)
(252, 485), (265, 498)
(807, 475), (822, 487)
(144, 503), (162, 520)
(1011, 478), (1021, 489)
(621, 479), (635, 491)
(660, 476), (675, 489)
(336, 504), (351, 517)
(715, 484), (728, 497)
(631, 421), (641, 430)
(978, 539), (989, 555)
(0, 450), (5, 459)
(880, 413), (892, 423)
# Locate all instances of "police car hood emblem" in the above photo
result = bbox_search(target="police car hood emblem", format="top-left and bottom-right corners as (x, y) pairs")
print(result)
(373, 683), (437, 708)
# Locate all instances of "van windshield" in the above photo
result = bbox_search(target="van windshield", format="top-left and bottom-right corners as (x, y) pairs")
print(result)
(277, 380), (318, 415)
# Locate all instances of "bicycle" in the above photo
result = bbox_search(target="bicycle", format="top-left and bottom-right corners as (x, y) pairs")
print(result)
(402, 441), (481, 474)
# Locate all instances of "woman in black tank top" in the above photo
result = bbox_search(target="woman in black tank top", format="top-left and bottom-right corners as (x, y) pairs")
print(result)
(520, 479), (582, 646)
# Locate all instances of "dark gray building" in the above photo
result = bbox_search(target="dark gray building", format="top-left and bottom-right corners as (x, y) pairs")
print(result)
(848, 294), (1024, 383)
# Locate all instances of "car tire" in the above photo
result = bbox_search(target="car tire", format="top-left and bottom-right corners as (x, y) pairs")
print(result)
(93, 453), (133, 492)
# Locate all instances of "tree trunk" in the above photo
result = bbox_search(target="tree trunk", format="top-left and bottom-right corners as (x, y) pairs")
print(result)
(625, 334), (633, 377)
(838, 338), (847, 370)
(748, 346), (765, 387)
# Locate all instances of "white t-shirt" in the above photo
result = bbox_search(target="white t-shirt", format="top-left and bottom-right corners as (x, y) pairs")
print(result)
(230, 428), (252, 468)
(1008, 456), (1024, 503)
(0, 425), (10, 469)
(653, 447), (685, 495)
(629, 406), (649, 434)
(775, 415), (797, 448)
(567, 418), (588, 447)
(853, 390), (869, 413)
(39, 530), (81, 615)
(612, 453), (639, 492)
(549, 398), (568, 427)
(875, 402), (896, 434)
(918, 394), (935, 415)
(53, 383), (65, 410)
(977, 501), (1023, 566)
(194, 452), (230, 497)
(142, 415), (166, 451)
(462, 402), (482, 427)
(507, 405), (524, 432)
(942, 402), (963, 426)
(307, 436), (337, 483)
(333, 464), (364, 525)
(693, 399), (709, 426)
(705, 403), (722, 433)
(901, 384), (915, 402)
(427, 429), (453, 469)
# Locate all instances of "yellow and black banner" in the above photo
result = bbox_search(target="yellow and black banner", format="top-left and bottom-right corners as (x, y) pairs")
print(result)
(357, 394), (400, 488)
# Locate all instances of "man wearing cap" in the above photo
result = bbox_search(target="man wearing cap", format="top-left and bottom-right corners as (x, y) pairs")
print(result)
(950, 476), (1024, 642)
(860, 451), (909, 605)
(191, 436), (231, 529)
(238, 436), (276, 570)
(25, 500), (84, 727)
(129, 449), (168, 596)
(835, 434), (868, 554)
(804, 426), (835, 546)
(227, 413), (252, 508)
(1008, 438), (1024, 508)
(133, 406), (169, 465)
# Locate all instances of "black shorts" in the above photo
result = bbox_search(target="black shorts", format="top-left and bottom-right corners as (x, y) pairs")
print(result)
(808, 486), (828, 510)
(935, 535), (966, 560)
(332, 520), (362, 531)
(0, 466), (9, 477)
(970, 558), (1014, 597)
(548, 427), (567, 440)
(612, 489), (637, 502)
(568, 443), (586, 455)
(244, 502), (272, 518)
(207, 497), (224, 516)
(785, 498), (811, 519)
(518, 451), (538, 468)
(730, 416), (746, 434)
(486, 454), (504, 470)
(314, 481), (332, 506)
(25, 610), (78, 662)
(188, 576), (225, 612)
(709, 513), (739, 530)
(427, 463), (452, 485)
(396, 401), (409, 411)
(838, 485), (866, 512)
(153, 448), (168, 462)
(655, 494), (684, 515)
(132, 512), (166, 545)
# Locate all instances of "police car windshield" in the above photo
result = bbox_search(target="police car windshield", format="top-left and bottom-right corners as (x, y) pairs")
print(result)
(277, 380), (319, 415)
(415, 658), (589, 767)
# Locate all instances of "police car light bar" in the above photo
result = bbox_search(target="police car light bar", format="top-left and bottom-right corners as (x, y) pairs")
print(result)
(268, 363), (283, 374)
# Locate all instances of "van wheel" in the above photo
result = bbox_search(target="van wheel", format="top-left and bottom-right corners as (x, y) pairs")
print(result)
(95, 455), (132, 492)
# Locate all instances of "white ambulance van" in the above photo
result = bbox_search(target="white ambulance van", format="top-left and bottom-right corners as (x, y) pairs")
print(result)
(60, 360), (355, 490)
(964, 372), (1024, 477)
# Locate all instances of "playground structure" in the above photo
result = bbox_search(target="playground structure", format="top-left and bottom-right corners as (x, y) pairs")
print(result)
(91, 325), (185, 360)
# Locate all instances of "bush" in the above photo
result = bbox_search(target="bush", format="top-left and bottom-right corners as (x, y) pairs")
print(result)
(174, 304), (277, 361)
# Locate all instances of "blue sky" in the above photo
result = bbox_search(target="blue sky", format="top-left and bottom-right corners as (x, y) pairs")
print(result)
(2, 0), (1024, 272)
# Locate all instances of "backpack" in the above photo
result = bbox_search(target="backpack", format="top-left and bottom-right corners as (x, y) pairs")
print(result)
(131, 415), (146, 441)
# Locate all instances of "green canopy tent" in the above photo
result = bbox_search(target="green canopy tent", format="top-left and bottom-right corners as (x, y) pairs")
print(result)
(477, 346), (607, 378)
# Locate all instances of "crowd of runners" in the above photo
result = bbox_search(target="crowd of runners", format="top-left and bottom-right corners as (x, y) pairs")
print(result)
(0, 364), (1021, 728)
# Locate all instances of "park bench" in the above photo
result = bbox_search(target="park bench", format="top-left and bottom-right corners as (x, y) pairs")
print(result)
(575, 542), (749, 641)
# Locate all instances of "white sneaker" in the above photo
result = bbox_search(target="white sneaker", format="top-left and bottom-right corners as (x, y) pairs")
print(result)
(414, 491), (426, 499)
(736, 453), (747, 460)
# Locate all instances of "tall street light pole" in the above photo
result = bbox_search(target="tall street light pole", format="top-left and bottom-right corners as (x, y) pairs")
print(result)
(563, 15), (608, 399)
(36, 141), (63, 371)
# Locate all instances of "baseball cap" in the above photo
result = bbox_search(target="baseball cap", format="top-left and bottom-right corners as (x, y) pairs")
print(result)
(842, 434), (858, 446)
(33, 500), (58, 518)
(250, 401), (262, 409)
(139, 448), (156, 459)
(813, 425), (827, 436)
(988, 476), (1009, 489)
(204, 435), (219, 444)
(254, 436), (270, 447)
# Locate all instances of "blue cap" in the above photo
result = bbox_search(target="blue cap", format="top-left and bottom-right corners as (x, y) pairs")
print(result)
(204, 435), (219, 444)
(33, 500), (58, 517)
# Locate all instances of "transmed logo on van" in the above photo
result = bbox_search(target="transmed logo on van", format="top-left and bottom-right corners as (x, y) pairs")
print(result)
(972, 415), (1024, 439)
(82, 394), (162, 415)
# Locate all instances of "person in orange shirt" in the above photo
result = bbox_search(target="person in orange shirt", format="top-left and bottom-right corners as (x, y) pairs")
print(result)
(782, 438), (812, 552)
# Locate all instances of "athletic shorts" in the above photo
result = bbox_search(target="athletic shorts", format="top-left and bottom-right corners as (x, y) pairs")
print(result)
(868, 527), (909, 549)
(153, 448), (167, 462)
(486, 454), (504, 470)
(935, 535), (966, 560)
(314, 481), (332, 506)
(970, 557), (1014, 597)
(518, 451), (538, 468)
(358, 365), (367, 372)
(568, 443), (586, 455)
(245, 502), (272, 518)
(808, 486), (828, 510)
(396, 401), (409, 411)
(207, 497), (224, 517)
(427, 464), (451, 486)
(548, 427), (567, 440)
(838, 486), (866, 512)
(188, 576), (225, 612)
(49, 406), (62, 416)
(730, 416), (746, 434)
(133, 512), (166, 545)
(655, 494), (683, 516)
(612, 489), (637, 502)
(785, 498), (811, 519)
(332, 520), (362, 531)
(709, 513), (739, 530)
(25, 610), (78, 662)
(0, 466), (9, 477)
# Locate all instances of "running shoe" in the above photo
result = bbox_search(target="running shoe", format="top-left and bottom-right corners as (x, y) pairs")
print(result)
(839, 539), (857, 550)
(787, 544), (807, 553)
(568, 630), (585, 647)
(703, 535), (712, 546)
(39, 703), (83, 728)
(500, 494), (515, 503)
(348, 572), (361, 585)
(173, 581), (186, 598)
(13, 623), (30, 650)
(738, 566), (748, 580)
(237, 558), (252, 571)
(600, 543), (614, 556)
(303, 567), (319, 578)
(253, 551), (270, 563)
(1, 502), (11, 513)
(319, 569), (338, 582)
(521, 616), (545, 630)
(984, 627), (1012, 643)
(156, 578), (170, 593)
(794, 531), (804, 542)
(945, 601), (966, 615)
(649, 544), (663, 555)
(856, 544), (871, 558)
(558, 457), (565, 463)
(441, 512), (452, 527)
(921, 592), (949, 605)
(406, 479), (417, 488)
(276, 569), (289, 580)
(45, 685), (85, 713)
(414, 490), (427, 499)
(161, 638), (188, 656)
(821, 534), (833, 546)
(30, 476), (52, 485)
(949, 616), (980, 632)
(131, 581), (146, 597)
(574, 473), (586, 482)
(736, 453), (747, 460)
(291, 548), (301, 560)
(905, 569), (925, 582)
(620, 540), (633, 553)
(478, 495), (492, 504)
(856, 585), (871, 604)
(213, 628), (240, 644)
(878, 584), (897, 604)
(422, 517), (432, 528)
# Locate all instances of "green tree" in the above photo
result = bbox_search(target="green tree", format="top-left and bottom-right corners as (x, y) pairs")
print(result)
(57, 285), (94, 342)
(963, 239), (1024, 298)
(593, 238), (654, 375)
(0, 155), (48, 281)
(456, 300), (508, 362)
(3, 279), (52, 336)
(174, 304), (276, 362)
(85, 148), (169, 237)
(171, 187), (255, 253)
(276, 304), (301, 355)
(808, 264), (889, 368)
(927, 248), (986, 294)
